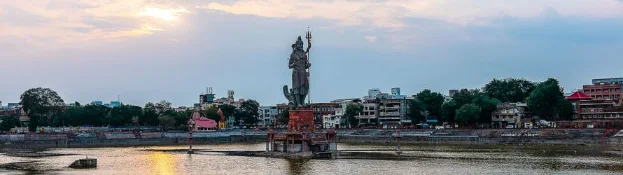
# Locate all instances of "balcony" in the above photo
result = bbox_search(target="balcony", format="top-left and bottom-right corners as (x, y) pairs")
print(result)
(380, 112), (400, 116)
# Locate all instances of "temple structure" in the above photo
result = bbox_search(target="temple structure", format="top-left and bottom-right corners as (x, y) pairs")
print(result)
(188, 111), (217, 131)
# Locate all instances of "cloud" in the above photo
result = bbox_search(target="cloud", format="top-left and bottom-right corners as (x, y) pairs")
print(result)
(364, 35), (377, 43)
(0, 0), (192, 53)
(200, 0), (623, 30)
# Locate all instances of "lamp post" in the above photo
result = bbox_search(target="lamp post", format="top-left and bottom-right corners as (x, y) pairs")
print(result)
(188, 120), (195, 154)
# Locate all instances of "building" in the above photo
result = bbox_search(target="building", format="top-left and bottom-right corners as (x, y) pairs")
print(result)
(309, 103), (340, 127)
(187, 111), (217, 131)
(91, 101), (103, 105)
(592, 77), (623, 85)
(7, 103), (19, 109)
(258, 106), (278, 127)
(564, 91), (623, 128)
(322, 113), (343, 129)
(110, 101), (121, 107)
(449, 89), (459, 97)
(359, 99), (379, 126)
(367, 88), (381, 99)
(583, 80), (622, 102)
(491, 102), (531, 128)
(378, 98), (409, 128)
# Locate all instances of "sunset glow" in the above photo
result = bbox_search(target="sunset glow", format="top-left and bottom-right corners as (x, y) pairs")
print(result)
(138, 7), (189, 21)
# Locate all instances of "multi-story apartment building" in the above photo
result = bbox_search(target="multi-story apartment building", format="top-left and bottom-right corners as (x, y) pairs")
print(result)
(378, 98), (409, 128)
(310, 103), (340, 127)
(564, 91), (623, 128)
(258, 106), (278, 127)
(491, 102), (531, 128)
(583, 77), (623, 102)
(359, 99), (379, 126)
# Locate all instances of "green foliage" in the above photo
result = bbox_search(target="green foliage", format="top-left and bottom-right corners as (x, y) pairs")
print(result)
(345, 103), (363, 128)
(483, 78), (536, 103)
(155, 100), (172, 114)
(109, 105), (143, 127)
(455, 104), (481, 124)
(0, 116), (20, 131)
(442, 88), (500, 125)
(441, 100), (459, 124)
(237, 100), (260, 126)
(62, 107), (84, 126)
(20, 87), (64, 130)
(415, 89), (444, 118)
(526, 78), (566, 120)
(82, 104), (109, 126)
(219, 104), (236, 119)
(158, 115), (175, 130)
(142, 102), (159, 126)
(204, 106), (221, 121)
(556, 99), (575, 120)
(471, 93), (500, 123)
(442, 89), (479, 124)
(408, 99), (427, 124)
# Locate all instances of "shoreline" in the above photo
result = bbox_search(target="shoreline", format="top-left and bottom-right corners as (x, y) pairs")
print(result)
(0, 128), (622, 150)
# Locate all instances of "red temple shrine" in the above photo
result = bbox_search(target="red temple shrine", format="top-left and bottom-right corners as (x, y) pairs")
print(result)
(266, 108), (336, 157)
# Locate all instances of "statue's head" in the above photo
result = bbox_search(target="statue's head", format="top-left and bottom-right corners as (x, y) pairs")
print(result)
(295, 36), (304, 50)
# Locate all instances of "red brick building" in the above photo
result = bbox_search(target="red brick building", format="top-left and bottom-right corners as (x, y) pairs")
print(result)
(583, 78), (623, 102)
(564, 91), (623, 128)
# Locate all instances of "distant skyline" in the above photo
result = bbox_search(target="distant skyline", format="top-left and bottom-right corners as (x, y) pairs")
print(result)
(1, 1), (623, 107)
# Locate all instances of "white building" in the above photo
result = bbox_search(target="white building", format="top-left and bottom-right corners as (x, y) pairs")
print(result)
(322, 114), (343, 128)
(258, 106), (278, 127)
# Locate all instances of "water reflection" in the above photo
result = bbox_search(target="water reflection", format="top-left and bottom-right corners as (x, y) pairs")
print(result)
(150, 152), (176, 175)
(287, 159), (310, 175)
(0, 144), (621, 175)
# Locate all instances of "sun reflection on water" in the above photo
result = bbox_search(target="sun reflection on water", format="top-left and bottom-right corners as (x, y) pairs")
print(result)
(150, 152), (176, 175)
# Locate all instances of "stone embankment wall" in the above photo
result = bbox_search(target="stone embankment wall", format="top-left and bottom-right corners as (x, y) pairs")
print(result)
(0, 129), (621, 149)
(336, 128), (623, 145)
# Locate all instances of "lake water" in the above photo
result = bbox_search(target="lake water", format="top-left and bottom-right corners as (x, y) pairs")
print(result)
(0, 143), (621, 175)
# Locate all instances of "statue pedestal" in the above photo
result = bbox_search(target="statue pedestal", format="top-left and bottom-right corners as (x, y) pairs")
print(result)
(288, 108), (315, 133)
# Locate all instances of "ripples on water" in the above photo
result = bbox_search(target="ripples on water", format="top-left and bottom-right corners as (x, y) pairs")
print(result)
(0, 143), (621, 175)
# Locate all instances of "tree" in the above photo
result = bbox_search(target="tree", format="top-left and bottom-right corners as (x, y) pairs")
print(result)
(158, 115), (175, 130)
(408, 99), (427, 124)
(204, 106), (220, 121)
(455, 104), (481, 125)
(155, 100), (172, 114)
(20, 87), (65, 130)
(441, 100), (459, 124)
(556, 99), (575, 120)
(483, 78), (536, 103)
(471, 93), (500, 124)
(237, 100), (260, 126)
(0, 116), (20, 131)
(109, 105), (143, 127)
(441, 89), (479, 124)
(62, 107), (84, 126)
(142, 102), (159, 126)
(82, 104), (110, 126)
(415, 89), (444, 119)
(344, 103), (363, 128)
(526, 78), (566, 120)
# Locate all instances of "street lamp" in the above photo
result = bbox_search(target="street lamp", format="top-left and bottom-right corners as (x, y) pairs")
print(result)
(187, 119), (195, 154)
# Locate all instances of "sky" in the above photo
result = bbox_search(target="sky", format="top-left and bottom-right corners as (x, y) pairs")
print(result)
(1, 0), (623, 107)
